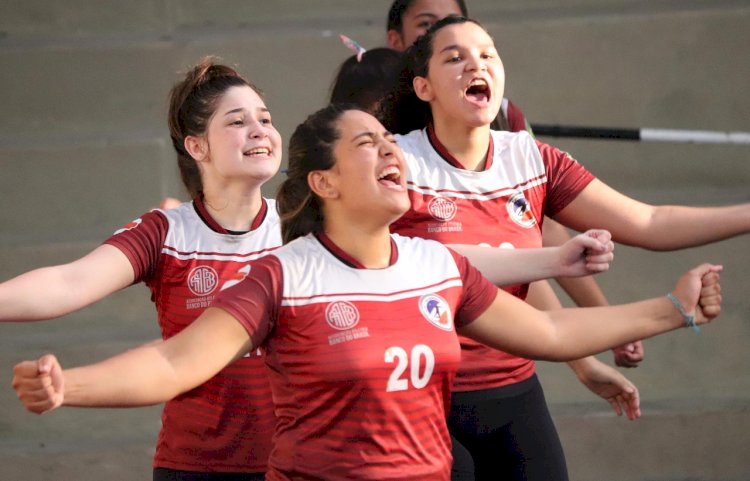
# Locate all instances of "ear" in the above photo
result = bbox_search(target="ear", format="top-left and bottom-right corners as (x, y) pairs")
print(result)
(386, 29), (405, 51)
(307, 171), (340, 200)
(413, 76), (434, 102)
(184, 135), (209, 163)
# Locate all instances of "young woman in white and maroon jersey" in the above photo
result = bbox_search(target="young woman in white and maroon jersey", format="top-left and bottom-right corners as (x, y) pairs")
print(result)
(0, 58), (283, 481)
(385, 0), (645, 371)
(12, 104), (723, 481)
(331, 35), (646, 480)
(378, 15), (749, 481)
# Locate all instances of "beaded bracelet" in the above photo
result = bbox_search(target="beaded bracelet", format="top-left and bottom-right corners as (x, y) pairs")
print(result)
(667, 293), (700, 333)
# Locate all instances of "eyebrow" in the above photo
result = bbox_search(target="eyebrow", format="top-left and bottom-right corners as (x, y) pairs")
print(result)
(413, 12), (439, 20)
(439, 43), (495, 54)
(223, 107), (270, 116)
(352, 131), (393, 141)
(439, 44), (460, 54)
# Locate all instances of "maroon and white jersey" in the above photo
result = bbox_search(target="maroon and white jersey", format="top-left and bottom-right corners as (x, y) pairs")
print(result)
(104, 196), (281, 473)
(212, 233), (498, 481)
(391, 127), (595, 392)
(503, 97), (531, 134)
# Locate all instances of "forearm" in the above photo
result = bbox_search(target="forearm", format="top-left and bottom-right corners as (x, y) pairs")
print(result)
(542, 298), (682, 361)
(525, 280), (604, 367)
(463, 294), (684, 362)
(63, 343), (185, 407)
(641, 204), (750, 250)
(555, 275), (610, 307)
(567, 355), (603, 380)
(448, 244), (561, 285)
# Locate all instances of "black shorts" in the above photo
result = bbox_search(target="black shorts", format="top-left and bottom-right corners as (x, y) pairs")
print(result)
(448, 374), (568, 481)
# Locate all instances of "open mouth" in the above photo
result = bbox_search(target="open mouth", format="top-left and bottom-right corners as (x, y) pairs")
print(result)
(244, 147), (271, 157)
(377, 165), (402, 188)
(465, 78), (491, 105)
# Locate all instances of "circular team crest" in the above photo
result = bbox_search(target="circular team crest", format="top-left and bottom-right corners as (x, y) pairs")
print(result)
(419, 294), (453, 331)
(427, 196), (457, 222)
(187, 266), (219, 296)
(506, 191), (536, 228)
(325, 301), (360, 330)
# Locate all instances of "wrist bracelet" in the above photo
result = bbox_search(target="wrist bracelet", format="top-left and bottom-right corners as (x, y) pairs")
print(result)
(667, 293), (700, 333)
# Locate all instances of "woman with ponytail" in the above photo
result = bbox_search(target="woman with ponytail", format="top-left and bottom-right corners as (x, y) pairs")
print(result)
(13, 104), (723, 481)
(0, 57), (282, 480)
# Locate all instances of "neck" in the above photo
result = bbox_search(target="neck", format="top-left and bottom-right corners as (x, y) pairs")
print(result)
(202, 183), (264, 232)
(323, 218), (393, 269)
(432, 118), (490, 171)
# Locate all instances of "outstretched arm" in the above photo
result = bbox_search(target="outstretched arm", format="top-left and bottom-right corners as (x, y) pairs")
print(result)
(460, 263), (722, 362)
(555, 179), (750, 251)
(0, 244), (134, 322)
(449, 229), (614, 286)
(525, 280), (639, 419)
(542, 219), (644, 367)
(12, 307), (252, 414)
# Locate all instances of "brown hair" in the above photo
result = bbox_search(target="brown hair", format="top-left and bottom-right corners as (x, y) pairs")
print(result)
(379, 15), (486, 134)
(167, 57), (263, 198)
(329, 48), (403, 113)
(276, 103), (357, 244)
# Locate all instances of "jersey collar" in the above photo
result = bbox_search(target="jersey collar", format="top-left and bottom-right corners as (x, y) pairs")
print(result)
(192, 194), (268, 235)
(314, 232), (399, 269)
(426, 124), (494, 171)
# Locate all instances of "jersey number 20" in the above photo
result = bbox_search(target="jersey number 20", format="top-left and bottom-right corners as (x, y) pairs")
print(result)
(385, 345), (435, 392)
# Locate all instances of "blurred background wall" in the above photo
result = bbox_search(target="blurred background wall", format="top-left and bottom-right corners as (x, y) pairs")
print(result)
(0, 1), (748, 479)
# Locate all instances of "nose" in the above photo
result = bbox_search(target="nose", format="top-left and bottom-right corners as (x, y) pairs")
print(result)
(377, 138), (396, 158)
(466, 53), (486, 72)
(248, 119), (269, 139)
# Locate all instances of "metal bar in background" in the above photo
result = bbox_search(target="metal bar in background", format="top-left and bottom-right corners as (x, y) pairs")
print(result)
(531, 124), (750, 144)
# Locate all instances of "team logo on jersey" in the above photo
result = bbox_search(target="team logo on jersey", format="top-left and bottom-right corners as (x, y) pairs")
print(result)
(187, 266), (219, 296)
(220, 265), (252, 291)
(325, 301), (360, 330)
(427, 196), (457, 222)
(113, 218), (142, 235)
(419, 294), (453, 331)
(506, 191), (536, 228)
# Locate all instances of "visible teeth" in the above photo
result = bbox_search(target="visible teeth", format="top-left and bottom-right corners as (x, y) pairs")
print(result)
(469, 79), (487, 87)
(245, 148), (270, 156)
(377, 166), (400, 180)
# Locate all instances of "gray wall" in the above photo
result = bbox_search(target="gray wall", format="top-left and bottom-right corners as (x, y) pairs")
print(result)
(1, 1), (748, 480)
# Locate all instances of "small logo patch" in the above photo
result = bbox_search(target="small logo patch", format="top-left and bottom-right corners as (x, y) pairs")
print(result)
(113, 218), (142, 235)
(419, 294), (453, 331)
(220, 265), (252, 291)
(506, 192), (536, 228)
(325, 301), (360, 330)
(187, 266), (219, 296)
(427, 196), (457, 222)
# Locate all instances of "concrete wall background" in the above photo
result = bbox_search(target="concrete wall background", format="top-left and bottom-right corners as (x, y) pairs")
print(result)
(0, 1), (748, 480)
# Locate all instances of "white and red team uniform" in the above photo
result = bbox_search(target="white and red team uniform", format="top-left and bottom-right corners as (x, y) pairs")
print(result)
(104, 196), (281, 473)
(211, 232), (498, 481)
(502, 98), (531, 134)
(391, 126), (595, 392)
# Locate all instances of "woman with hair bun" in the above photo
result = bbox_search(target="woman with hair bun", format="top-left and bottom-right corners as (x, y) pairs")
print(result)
(1, 57), (282, 480)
